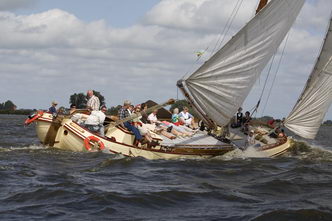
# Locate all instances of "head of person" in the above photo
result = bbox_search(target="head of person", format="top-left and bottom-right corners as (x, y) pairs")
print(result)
(87, 90), (94, 98)
(123, 100), (131, 109)
(135, 105), (141, 112)
(153, 109), (158, 115)
(141, 103), (147, 111)
(173, 108), (179, 114)
(245, 111), (250, 117)
(183, 107), (189, 113)
(238, 107), (242, 112)
(52, 101), (58, 107)
(249, 130), (254, 136)
(100, 105), (107, 113)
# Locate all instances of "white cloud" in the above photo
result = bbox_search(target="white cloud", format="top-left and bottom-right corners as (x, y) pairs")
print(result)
(0, 0), (331, 120)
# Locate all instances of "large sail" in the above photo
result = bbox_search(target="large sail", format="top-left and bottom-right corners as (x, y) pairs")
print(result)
(284, 17), (332, 139)
(177, 0), (304, 127)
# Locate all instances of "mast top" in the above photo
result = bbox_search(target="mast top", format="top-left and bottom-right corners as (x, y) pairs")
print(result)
(256, 0), (268, 14)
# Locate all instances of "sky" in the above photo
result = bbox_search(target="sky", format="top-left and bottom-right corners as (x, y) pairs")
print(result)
(0, 0), (331, 120)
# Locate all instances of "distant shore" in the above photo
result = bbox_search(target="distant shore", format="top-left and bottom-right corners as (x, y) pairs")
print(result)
(0, 110), (34, 115)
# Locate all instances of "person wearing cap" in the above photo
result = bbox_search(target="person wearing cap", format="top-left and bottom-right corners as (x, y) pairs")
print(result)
(49, 101), (58, 115)
(118, 100), (142, 146)
(86, 90), (100, 111)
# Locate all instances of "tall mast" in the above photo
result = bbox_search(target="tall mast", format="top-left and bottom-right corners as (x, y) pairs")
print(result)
(256, 0), (268, 14)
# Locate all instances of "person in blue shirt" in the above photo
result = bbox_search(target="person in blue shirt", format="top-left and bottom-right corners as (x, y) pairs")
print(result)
(49, 101), (58, 115)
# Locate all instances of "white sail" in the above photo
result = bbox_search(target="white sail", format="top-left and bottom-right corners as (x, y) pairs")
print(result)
(284, 17), (332, 139)
(178, 0), (304, 126)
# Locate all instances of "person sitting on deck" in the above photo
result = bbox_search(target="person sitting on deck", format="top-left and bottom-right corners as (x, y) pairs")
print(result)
(242, 111), (252, 134)
(140, 103), (149, 124)
(269, 127), (281, 139)
(146, 109), (177, 139)
(49, 101), (58, 116)
(147, 109), (162, 125)
(83, 105), (107, 136)
(231, 107), (243, 128)
(162, 121), (194, 137)
(132, 105), (158, 148)
(118, 100), (143, 146)
(179, 107), (198, 129)
(86, 90), (100, 111)
(278, 129), (286, 139)
(171, 108), (182, 126)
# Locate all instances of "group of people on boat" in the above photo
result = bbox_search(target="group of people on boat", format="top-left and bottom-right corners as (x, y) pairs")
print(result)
(46, 89), (288, 150)
(48, 90), (199, 148)
(231, 107), (252, 133)
(117, 100), (198, 147)
(230, 107), (287, 148)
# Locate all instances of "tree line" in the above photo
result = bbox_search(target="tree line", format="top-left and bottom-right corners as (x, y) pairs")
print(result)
(0, 100), (16, 110)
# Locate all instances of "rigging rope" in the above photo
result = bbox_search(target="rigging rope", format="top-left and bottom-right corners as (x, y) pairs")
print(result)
(210, 0), (244, 57)
(251, 53), (276, 116)
(261, 32), (290, 116)
(180, 0), (243, 80)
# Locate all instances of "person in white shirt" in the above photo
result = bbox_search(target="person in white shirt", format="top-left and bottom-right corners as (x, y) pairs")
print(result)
(179, 107), (198, 129)
(84, 105), (107, 136)
(147, 109), (160, 124)
(86, 90), (100, 111)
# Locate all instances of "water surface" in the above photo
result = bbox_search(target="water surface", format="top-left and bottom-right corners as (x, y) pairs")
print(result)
(0, 115), (332, 220)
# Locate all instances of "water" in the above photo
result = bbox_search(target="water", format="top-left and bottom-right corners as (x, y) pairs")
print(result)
(0, 115), (332, 221)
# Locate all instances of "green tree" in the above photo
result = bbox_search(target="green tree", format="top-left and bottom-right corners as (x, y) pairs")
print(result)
(108, 105), (122, 115)
(69, 93), (87, 109)
(0, 100), (16, 110)
(69, 91), (105, 109)
(170, 99), (190, 112)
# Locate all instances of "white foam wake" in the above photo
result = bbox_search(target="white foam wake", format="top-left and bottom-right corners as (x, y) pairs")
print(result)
(0, 145), (47, 152)
(220, 146), (267, 160)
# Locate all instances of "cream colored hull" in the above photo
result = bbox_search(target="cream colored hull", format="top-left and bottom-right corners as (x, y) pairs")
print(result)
(33, 113), (291, 160)
(35, 113), (55, 144)
(258, 138), (291, 157)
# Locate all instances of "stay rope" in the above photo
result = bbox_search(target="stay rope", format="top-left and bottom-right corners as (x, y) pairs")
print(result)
(261, 32), (290, 116)
(251, 53), (276, 117)
(180, 0), (244, 80)
(209, 0), (244, 57)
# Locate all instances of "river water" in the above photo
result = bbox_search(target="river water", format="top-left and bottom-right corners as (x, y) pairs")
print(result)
(0, 115), (332, 221)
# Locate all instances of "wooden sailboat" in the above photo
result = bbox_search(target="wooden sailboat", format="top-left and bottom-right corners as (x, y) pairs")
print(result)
(25, 0), (308, 159)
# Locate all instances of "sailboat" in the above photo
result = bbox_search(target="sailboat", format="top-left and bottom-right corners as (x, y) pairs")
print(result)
(25, 0), (309, 159)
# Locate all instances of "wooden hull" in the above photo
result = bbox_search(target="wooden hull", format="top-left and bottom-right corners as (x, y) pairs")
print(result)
(33, 113), (291, 160)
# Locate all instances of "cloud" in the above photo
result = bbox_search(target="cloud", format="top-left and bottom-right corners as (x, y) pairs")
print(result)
(0, 0), (331, 120)
(0, 0), (37, 11)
